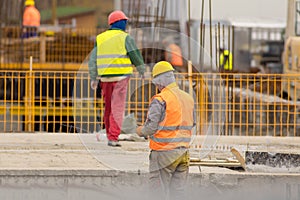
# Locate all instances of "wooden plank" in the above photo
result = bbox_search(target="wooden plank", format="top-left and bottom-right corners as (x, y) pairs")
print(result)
(190, 161), (242, 168)
(231, 147), (246, 170)
(191, 158), (239, 163)
(190, 157), (242, 168)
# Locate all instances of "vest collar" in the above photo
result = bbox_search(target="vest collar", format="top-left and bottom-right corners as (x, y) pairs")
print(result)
(109, 28), (125, 32)
(161, 82), (178, 92)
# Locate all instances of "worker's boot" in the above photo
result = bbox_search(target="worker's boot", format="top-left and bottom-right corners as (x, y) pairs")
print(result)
(107, 140), (121, 147)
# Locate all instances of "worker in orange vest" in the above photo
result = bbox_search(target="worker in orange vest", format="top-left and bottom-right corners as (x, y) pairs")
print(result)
(163, 36), (184, 72)
(22, 0), (40, 38)
(136, 61), (195, 199)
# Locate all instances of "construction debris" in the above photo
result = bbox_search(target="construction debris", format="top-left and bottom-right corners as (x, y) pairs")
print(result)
(245, 151), (300, 173)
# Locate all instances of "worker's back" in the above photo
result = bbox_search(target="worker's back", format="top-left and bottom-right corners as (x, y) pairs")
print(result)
(165, 43), (183, 67)
(163, 36), (184, 71)
(23, 6), (40, 27)
(22, 1), (40, 38)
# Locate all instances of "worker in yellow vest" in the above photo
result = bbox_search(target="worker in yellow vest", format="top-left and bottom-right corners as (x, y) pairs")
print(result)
(136, 61), (195, 199)
(88, 10), (145, 147)
(22, 0), (40, 38)
(219, 48), (233, 71)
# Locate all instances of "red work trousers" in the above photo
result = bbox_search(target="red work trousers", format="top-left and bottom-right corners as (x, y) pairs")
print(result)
(100, 77), (129, 141)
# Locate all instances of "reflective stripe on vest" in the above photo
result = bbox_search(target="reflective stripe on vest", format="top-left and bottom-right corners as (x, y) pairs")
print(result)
(96, 30), (133, 76)
(157, 125), (194, 131)
(150, 136), (191, 143)
(149, 86), (194, 151)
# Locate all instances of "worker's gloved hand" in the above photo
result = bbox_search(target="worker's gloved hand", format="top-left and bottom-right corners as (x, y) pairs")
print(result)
(136, 126), (143, 137)
(91, 80), (99, 90)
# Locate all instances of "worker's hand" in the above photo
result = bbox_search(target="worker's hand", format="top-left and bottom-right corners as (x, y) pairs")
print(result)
(136, 126), (143, 137)
(136, 65), (146, 77)
(91, 80), (98, 90)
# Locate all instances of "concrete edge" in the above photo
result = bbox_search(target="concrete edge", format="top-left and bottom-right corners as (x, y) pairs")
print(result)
(0, 168), (299, 177)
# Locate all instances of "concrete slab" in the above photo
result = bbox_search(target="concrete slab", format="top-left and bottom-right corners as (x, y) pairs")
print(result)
(0, 133), (299, 200)
(0, 133), (299, 172)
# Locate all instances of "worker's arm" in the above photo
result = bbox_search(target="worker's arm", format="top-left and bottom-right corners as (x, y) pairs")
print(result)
(139, 97), (166, 137)
(125, 35), (145, 76)
(88, 44), (98, 81)
(88, 44), (99, 90)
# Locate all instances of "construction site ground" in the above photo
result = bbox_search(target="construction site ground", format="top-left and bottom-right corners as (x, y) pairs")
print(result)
(0, 133), (299, 200)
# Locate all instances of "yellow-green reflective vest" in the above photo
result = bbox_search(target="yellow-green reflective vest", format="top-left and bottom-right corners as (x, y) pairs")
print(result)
(220, 50), (233, 70)
(96, 30), (133, 77)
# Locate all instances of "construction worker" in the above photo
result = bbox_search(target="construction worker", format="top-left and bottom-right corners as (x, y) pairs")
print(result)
(136, 61), (195, 200)
(219, 48), (233, 71)
(163, 36), (184, 72)
(22, 0), (40, 38)
(88, 10), (145, 147)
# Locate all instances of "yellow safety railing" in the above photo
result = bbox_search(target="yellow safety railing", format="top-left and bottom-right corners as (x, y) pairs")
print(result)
(1, 27), (299, 136)
(0, 71), (299, 136)
(0, 70), (103, 133)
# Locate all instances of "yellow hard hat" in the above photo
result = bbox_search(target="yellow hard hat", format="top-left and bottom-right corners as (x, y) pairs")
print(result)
(152, 61), (174, 77)
(25, 0), (35, 6)
(45, 31), (55, 36)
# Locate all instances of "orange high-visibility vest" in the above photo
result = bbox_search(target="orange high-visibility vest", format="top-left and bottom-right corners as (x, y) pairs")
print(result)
(165, 44), (183, 67)
(23, 6), (40, 27)
(149, 85), (194, 151)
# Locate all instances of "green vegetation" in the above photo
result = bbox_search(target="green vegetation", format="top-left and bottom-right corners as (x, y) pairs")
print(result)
(40, 6), (95, 22)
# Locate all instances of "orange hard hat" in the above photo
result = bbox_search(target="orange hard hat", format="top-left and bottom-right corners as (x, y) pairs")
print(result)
(108, 10), (128, 25)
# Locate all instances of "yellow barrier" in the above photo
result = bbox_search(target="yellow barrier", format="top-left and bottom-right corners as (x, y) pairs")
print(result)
(0, 63), (86, 71)
(9, 104), (102, 116)
(0, 71), (299, 136)
(0, 106), (5, 114)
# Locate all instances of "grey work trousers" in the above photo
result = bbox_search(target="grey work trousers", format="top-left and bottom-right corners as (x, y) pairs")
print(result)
(148, 149), (190, 200)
